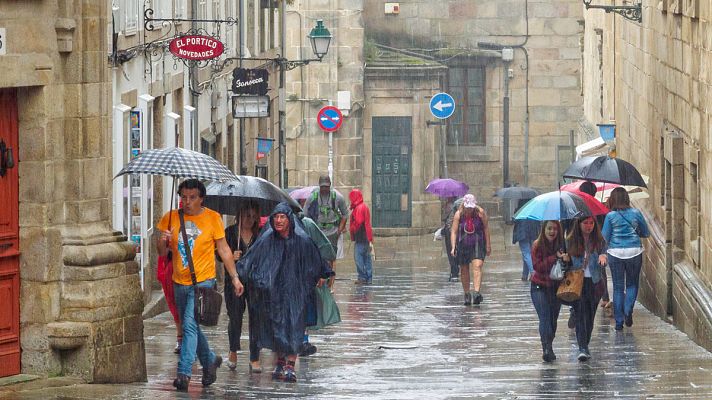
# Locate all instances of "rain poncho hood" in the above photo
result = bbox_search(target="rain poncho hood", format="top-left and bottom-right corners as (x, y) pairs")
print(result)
(237, 202), (333, 355)
(349, 189), (373, 242)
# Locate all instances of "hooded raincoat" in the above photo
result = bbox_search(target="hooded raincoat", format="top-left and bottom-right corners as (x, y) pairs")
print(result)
(349, 189), (373, 243)
(237, 203), (333, 355)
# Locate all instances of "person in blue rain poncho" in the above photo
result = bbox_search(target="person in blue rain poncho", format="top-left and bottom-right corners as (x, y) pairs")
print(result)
(237, 202), (334, 383)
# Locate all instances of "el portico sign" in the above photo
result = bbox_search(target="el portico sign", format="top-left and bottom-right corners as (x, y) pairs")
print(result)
(169, 35), (224, 61)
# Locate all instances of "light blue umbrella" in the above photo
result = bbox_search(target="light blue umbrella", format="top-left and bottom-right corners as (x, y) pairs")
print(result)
(513, 191), (593, 221)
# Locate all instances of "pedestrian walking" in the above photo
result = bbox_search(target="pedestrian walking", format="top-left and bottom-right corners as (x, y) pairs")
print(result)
(223, 201), (262, 373)
(530, 220), (565, 362)
(565, 216), (608, 361)
(237, 203), (334, 383)
(512, 218), (540, 281)
(601, 187), (650, 331)
(156, 179), (244, 391)
(349, 189), (374, 284)
(450, 194), (491, 305)
(442, 197), (461, 281)
(304, 175), (348, 291)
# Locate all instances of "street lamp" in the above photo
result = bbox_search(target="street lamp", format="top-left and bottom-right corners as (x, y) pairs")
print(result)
(308, 20), (332, 61)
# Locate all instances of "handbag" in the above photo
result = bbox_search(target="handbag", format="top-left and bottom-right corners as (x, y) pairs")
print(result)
(308, 285), (341, 330)
(557, 269), (584, 303)
(617, 210), (643, 236)
(549, 258), (565, 281)
(179, 210), (223, 327)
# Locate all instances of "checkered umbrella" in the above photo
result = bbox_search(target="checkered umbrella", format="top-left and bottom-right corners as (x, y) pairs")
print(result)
(114, 147), (238, 182)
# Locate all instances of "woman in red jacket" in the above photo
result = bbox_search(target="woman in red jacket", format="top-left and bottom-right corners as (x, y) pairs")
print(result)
(530, 220), (568, 362)
(349, 189), (373, 284)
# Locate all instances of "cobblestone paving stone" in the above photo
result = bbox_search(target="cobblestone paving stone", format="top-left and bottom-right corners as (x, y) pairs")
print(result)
(3, 244), (712, 399)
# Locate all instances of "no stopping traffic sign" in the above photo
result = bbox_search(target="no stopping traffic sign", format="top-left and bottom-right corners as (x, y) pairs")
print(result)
(317, 106), (343, 132)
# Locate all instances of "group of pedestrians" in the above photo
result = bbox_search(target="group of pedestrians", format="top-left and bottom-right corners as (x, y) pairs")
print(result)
(530, 187), (650, 363)
(155, 176), (374, 392)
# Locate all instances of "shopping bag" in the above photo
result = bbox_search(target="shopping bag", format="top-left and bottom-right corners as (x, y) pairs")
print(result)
(557, 269), (584, 303)
(549, 259), (565, 281)
(309, 285), (341, 330)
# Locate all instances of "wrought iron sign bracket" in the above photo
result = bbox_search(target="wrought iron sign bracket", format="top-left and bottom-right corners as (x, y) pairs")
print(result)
(144, 8), (237, 32)
(582, 0), (642, 23)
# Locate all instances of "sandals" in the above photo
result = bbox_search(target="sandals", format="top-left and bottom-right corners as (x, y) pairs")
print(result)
(227, 352), (237, 371)
(249, 361), (263, 373)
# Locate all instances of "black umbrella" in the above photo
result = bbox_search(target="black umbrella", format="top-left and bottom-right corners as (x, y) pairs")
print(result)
(204, 176), (302, 216)
(494, 186), (539, 200)
(562, 156), (647, 188)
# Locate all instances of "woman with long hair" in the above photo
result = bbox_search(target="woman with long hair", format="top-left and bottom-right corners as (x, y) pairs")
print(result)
(566, 216), (607, 361)
(224, 201), (262, 372)
(601, 187), (650, 331)
(450, 194), (491, 305)
(530, 220), (566, 362)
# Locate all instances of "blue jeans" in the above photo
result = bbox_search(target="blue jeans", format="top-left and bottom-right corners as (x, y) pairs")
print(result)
(518, 240), (533, 279)
(608, 253), (643, 326)
(530, 283), (561, 348)
(354, 241), (373, 283)
(174, 279), (218, 377)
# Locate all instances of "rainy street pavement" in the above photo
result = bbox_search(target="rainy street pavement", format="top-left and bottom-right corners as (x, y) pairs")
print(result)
(3, 226), (712, 399)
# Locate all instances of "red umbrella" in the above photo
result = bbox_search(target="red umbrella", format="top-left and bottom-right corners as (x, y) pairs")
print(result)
(562, 190), (609, 216)
(560, 180), (619, 193)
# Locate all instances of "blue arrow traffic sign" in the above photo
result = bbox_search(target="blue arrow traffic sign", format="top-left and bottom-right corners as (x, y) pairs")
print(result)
(317, 106), (343, 132)
(429, 92), (455, 119)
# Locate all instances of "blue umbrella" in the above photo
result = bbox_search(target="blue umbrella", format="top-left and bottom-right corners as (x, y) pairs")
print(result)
(513, 191), (593, 221)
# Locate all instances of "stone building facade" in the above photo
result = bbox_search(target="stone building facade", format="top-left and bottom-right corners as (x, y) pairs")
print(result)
(581, 1), (712, 350)
(0, 1), (145, 382)
(363, 0), (586, 220)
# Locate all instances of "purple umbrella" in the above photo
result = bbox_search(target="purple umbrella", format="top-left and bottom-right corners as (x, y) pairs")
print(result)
(288, 186), (319, 201)
(425, 178), (469, 198)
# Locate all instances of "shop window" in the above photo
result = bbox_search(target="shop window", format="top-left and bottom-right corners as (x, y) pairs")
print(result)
(447, 66), (485, 146)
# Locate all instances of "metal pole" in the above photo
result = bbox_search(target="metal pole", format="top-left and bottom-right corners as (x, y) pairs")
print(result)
(190, 0), (198, 147)
(278, 0), (287, 188)
(440, 124), (448, 178)
(502, 64), (510, 187)
(238, 0), (246, 175)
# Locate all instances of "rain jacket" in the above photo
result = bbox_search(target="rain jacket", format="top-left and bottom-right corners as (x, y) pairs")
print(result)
(349, 189), (373, 243)
(237, 203), (333, 355)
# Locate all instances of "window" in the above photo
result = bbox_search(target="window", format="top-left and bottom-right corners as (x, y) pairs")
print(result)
(174, 0), (186, 21)
(123, 0), (138, 34)
(198, 0), (208, 30)
(447, 67), (485, 145)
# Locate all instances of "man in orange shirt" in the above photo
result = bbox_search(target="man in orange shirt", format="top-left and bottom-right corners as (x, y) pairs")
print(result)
(157, 179), (244, 391)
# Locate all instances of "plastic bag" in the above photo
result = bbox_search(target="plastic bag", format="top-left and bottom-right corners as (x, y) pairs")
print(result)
(433, 227), (443, 241)
(549, 259), (565, 281)
(336, 233), (345, 259)
(308, 285), (341, 330)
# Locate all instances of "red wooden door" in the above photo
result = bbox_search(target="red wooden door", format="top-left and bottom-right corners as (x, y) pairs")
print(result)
(0, 88), (20, 377)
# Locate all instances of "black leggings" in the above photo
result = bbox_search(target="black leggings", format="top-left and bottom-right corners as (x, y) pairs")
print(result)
(224, 277), (260, 361)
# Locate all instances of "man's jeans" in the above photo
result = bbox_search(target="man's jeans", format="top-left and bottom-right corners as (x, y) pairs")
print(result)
(608, 253), (643, 326)
(174, 279), (218, 377)
(518, 240), (533, 279)
(354, 241), (373, 283)
(530, 283), (561, 348)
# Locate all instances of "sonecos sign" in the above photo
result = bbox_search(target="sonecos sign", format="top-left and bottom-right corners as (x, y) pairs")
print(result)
(169, 35), (224, 61)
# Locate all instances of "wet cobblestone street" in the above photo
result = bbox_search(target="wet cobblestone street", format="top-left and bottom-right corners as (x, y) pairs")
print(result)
(3, 238), (712, 399)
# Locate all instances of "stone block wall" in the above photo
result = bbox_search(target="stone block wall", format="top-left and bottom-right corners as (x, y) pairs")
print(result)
(583, 0), (712, 350)
(1, 0), (146, 382)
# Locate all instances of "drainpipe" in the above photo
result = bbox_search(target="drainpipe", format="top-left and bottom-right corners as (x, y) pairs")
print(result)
(502, 61), (511, 187)
(278, 0), (287, 188)
(238, 0), (246, 174)
(190, 0), (198, 145)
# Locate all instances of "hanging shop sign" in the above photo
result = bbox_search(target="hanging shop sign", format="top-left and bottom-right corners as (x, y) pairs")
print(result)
(169, 35), (224, 61)
(232, 68), (269, 95)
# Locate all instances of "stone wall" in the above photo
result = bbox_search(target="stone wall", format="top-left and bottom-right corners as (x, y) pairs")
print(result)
(0, 0), (146, 382)
(364, 0), (585, 204)
(583, 1), (712, 350)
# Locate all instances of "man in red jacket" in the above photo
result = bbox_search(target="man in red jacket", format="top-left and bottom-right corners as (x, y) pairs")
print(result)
(349, 189), (374, 284)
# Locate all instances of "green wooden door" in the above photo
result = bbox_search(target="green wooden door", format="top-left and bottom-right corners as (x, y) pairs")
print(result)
(372, 117), (412, 227)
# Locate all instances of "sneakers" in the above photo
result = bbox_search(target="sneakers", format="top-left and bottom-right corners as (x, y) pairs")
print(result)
(463, 292), (471, 306)
(472, 292), (483, 305)
(283, 364), (297, 383)
(173, 373), (190, 391)
(354, 279), (366, 285)
(577, 349), (591, 362)
(568, 310), (576, 329)
(173, 339), (182, 355)
(625, 313), (634, 327)
(615, 323), (624, 331)
(201, 355), (222, 387)
(298, 342), (317, 357)
(272, 361), (285, 381)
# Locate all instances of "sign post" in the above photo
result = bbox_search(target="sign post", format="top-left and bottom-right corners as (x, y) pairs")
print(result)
(429, 92), (456, 178)
(316, 105), (343, 181)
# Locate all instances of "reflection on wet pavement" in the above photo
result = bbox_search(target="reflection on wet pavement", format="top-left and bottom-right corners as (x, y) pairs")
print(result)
(6, 247), (712, 399)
